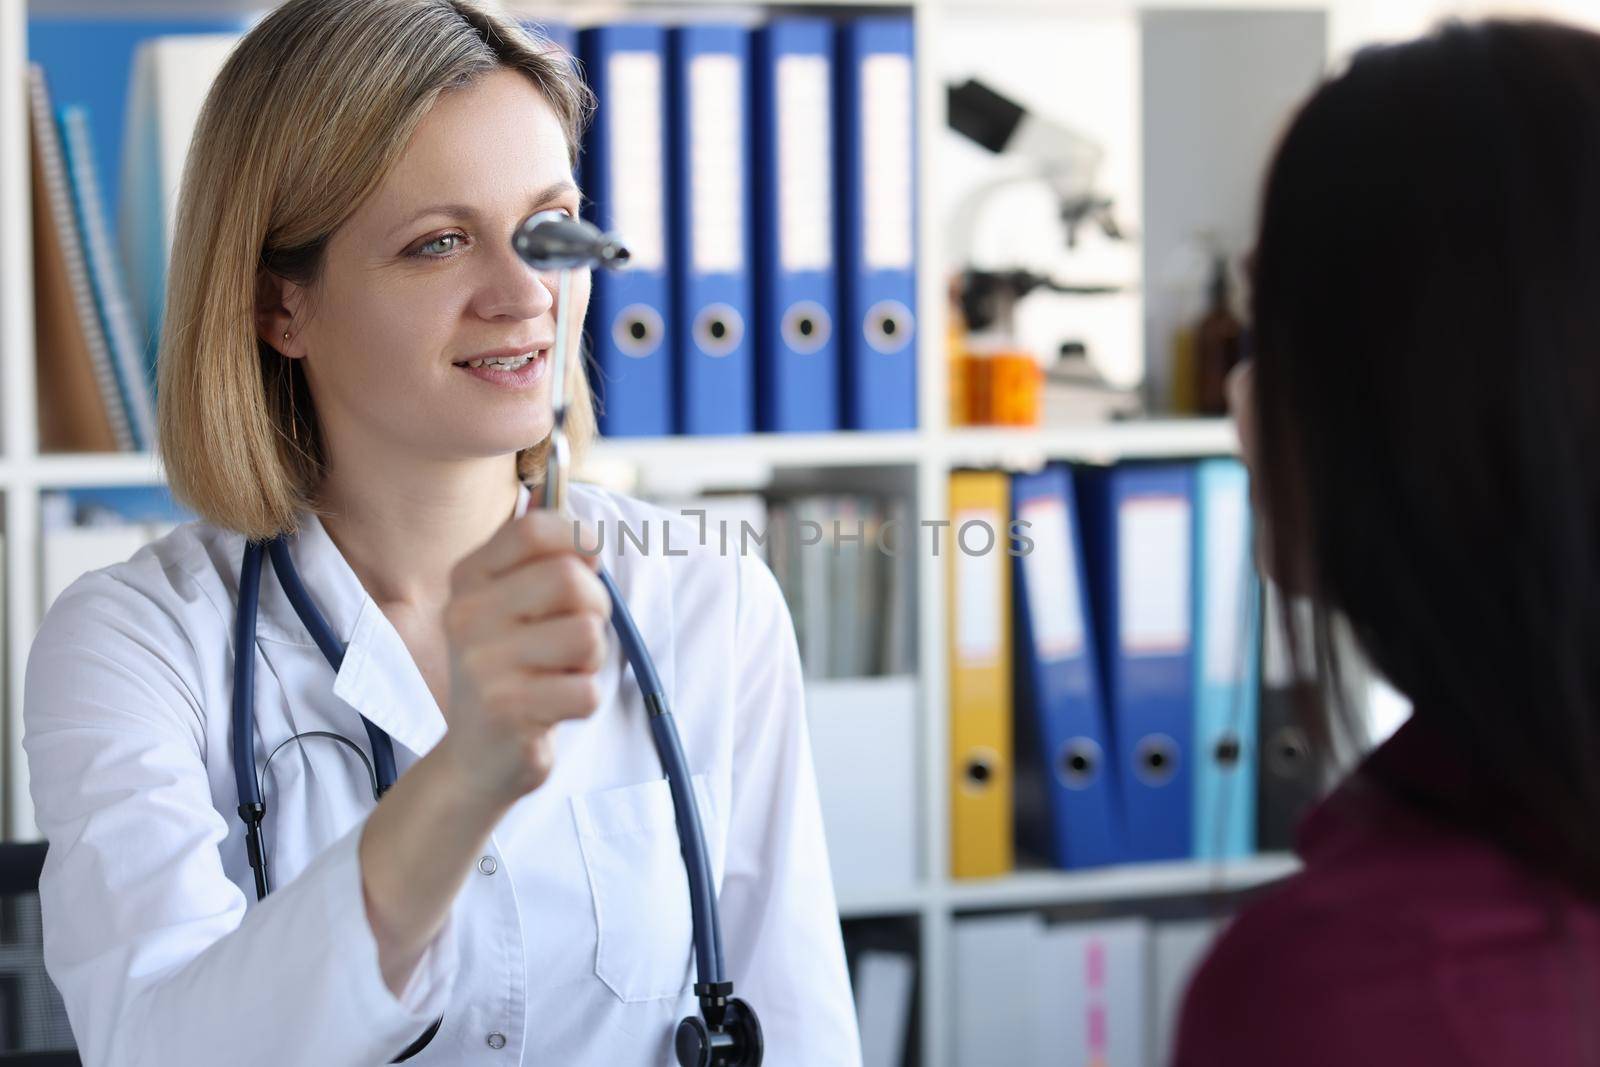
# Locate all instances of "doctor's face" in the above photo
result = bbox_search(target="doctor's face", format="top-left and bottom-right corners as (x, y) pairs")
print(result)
(283, 68), (589, 471)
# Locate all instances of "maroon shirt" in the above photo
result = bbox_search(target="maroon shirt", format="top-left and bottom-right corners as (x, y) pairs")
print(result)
(1173, 716), (1600, 1066)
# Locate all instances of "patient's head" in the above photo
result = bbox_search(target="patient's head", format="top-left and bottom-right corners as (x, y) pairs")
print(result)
(1240, 17), (1600, 890)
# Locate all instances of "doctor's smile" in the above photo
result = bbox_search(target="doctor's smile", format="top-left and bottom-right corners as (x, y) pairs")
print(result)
(451, 344), (552, 389)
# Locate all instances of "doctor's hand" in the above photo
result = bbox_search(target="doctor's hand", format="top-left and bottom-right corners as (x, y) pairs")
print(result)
(358, 511), (609, 1003)
(437, 510), (611, 806)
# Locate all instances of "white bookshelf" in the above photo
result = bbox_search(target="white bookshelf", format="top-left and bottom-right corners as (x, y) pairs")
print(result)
(0, 3), (1324, 1065)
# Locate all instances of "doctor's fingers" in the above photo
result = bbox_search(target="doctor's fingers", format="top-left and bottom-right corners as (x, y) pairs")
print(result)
(458, 613), (610, 677)
(445, 552), (610, 643)
(452, 512), (601, 593)
(479, 670), (606, 730)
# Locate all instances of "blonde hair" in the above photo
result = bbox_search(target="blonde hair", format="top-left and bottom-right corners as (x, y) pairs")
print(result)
(158, 0), (598, 541)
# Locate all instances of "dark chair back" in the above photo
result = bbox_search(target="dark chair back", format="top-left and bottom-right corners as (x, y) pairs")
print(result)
(0, 843), (78, 1065)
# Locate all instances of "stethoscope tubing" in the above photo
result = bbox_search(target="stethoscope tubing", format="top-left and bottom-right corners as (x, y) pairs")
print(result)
(598, 565), (726, 985)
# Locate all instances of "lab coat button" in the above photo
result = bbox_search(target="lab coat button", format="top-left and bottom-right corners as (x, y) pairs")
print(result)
(478, 855), (497, 875)
(487, 1032), (507, 1050)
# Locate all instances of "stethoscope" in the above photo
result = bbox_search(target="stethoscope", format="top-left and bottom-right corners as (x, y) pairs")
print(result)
(230, 213), (763, 1066)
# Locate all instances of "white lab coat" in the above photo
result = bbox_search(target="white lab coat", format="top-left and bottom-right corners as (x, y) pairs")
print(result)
(22, 480), (863, 1066)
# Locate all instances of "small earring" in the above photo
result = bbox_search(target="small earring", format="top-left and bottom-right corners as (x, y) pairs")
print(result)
(283, 331), (290, 342)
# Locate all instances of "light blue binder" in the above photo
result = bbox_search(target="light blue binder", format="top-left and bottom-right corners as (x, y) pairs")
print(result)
(1011, 465), (1121, 869)
(1192, 457), (1261, 860)
(669, 24), (755, 435)
(578, 25), (675, 437)
(837, 17), (917, 430)
(753, 19), (840, 433)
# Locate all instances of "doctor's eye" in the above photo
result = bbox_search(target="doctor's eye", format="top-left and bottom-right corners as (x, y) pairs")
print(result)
(409, 231), (469, 259)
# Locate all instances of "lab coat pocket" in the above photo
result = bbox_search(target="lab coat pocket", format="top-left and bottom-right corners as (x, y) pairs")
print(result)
(571, 773), (717, 1003)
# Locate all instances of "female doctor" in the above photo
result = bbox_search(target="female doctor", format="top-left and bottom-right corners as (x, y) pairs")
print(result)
(20, 1), (861, 1064)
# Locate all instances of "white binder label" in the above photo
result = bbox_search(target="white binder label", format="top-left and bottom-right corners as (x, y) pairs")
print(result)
(954, 508), (1002, 664)
(1119, 496), (1191, 655)
(1018, 498), (1083, 662)
(690, 54), (745, 274)
(607, 53), (665, 271)
(777, 55), (833, 272)
(861, 53), (913, 271)
(1204, 478), (1250, 684)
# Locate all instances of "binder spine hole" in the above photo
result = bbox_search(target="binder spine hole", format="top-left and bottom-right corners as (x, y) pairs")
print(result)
(1213, 734), (1242, 768)
(781, 301), (832, 354)
(963, 756), (994, 791)
(1133, 735), (1179, 786)
(863, 299), (914, 354)
(1057, 738), (1103, 790)
(1266, 726), (1310, 778)
(612, 304), (665, 359)
(692, 303), (745, 357)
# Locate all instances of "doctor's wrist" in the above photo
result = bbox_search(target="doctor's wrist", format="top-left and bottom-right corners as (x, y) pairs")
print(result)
(425, 733), (526, 818)
(359, 736), (518, 999)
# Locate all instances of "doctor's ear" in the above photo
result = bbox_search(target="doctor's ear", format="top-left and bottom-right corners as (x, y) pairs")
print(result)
(255, 268), (306, 359)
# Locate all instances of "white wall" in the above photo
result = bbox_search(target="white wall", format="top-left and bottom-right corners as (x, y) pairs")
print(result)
(1140, 8), (1327, 410)
(1330, 0), (1600, 63)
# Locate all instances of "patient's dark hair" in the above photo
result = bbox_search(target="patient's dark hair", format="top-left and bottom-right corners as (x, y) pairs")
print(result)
(1249, 17), (1600, 897)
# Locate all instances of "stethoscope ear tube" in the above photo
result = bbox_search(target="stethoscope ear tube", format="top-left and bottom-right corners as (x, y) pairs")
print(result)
(232, 542), (266, 811)
(235, 537), (407, 903)
(232, 542), (270, 900)
(267, 539), (398, 794)
(234, 537), (442, 1061)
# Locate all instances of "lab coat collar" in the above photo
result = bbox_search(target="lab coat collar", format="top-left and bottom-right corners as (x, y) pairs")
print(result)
(252, 480), (533, 759)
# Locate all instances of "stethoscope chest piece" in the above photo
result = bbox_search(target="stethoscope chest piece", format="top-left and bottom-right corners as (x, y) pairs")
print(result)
(675, 996), (763, 1067)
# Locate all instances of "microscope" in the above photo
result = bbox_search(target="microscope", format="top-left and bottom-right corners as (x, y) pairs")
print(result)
(945, 78), (1141, 423)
